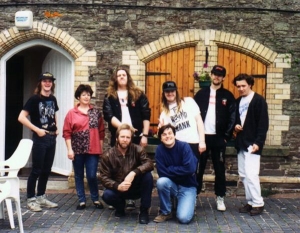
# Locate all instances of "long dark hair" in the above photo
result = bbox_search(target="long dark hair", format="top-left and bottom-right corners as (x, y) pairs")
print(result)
(106, 65), (143, 102)
(34, 81), (55, 95)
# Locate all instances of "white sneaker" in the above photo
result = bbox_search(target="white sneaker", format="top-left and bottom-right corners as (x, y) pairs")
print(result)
(216, 196), (226, 211)
(27, 197), (42, 212)
(36, 194), (58, 208)
(108, 205), (115, 210)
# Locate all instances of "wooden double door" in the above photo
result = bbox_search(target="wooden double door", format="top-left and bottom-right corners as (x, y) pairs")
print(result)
(146, 47), (267, 130)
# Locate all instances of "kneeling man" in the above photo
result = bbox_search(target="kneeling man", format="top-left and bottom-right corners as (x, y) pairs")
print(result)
(154, 124), (197, 224)
(99, 123), (154, 224)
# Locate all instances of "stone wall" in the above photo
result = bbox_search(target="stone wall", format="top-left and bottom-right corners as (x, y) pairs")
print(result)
(0, 1), (299, 192)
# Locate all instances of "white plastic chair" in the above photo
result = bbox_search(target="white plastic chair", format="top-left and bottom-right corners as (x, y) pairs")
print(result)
(0, 139), (33, 233)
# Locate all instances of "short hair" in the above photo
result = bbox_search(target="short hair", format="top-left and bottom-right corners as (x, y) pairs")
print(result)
(115, 123), (135, 139)
(74, 84), (94, 100)
(158, 123), (176, 140)
(232, 73), (255, 86)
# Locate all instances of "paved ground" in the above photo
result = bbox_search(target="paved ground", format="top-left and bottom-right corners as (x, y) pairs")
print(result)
(1, 190), (300, 233)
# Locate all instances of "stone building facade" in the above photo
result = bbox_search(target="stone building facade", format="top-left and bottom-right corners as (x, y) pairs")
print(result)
(0, 1), (299, 193)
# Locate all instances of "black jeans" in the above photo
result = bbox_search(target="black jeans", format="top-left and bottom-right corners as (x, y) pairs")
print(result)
(27, 133), (56, 198)
(189, 143), (202, 187)
(197, 135), (226, 196)
(102, 172), (153, 211)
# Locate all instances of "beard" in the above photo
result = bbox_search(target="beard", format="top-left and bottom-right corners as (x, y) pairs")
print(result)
(117, 141), (130, 150)
(212, 79), (222, 86)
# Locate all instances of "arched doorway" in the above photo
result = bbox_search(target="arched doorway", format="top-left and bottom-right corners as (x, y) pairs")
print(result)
(0, 39), (74, 175)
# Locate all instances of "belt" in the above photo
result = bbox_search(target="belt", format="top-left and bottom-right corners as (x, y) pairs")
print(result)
(46, 131), (56, 135)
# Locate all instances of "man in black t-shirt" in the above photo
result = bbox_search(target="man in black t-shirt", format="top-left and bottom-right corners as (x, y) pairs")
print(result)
(18, 72), (59, 212)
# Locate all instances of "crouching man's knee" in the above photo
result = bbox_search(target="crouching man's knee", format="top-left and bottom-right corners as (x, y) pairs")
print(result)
(156, 177), (172, 191)
(177, 213), (194, 224)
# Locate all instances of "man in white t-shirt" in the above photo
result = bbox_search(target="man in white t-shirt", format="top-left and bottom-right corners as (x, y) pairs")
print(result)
(194, 65), (236, 212)
(233, 73), (268, 216)
(159, 81), (206, 212)
(103, 65), (151, 211)
(159, 81), (206, 157)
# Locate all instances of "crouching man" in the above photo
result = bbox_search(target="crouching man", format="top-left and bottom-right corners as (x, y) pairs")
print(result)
(154, 124), (198, 224)
(99, 123), (154, 224)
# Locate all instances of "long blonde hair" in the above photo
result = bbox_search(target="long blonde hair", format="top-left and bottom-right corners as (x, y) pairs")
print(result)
(106, 65), (143, 102)
(161, 90), (183, 114)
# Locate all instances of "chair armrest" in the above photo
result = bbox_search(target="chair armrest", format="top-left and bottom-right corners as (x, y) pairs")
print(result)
(0, 168), (20, 177)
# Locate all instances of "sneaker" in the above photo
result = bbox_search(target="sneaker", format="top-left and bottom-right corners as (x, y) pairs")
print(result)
(250, 206), (264, 216)
(153, 212), (173, 223)
(239, 204), (252, 213)
(139, 207), (149, 224)
(125, 199), (136, 210)
(108, 205), (115, 210)
(36, 194), (58, 208)
(216, 196), (226, 212)
(27, 197), (42, 212)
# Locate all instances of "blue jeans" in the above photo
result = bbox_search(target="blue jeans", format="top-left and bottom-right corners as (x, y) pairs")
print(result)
(156, 177), (196, 224)
(27, 133), (56, 198)
(73, 154), (99, 203)
(102, 172), (153, 211)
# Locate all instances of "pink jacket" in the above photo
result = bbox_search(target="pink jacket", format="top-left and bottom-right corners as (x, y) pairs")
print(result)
(63, 104), (105, 155)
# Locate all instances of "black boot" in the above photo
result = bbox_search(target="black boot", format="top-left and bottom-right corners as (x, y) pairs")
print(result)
(139, 207), (149, 224)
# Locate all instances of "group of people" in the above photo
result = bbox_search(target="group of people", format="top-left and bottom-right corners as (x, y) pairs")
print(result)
(17, 64), (268, 225)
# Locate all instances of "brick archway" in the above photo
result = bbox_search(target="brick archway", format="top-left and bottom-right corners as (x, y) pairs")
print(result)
(136, 29), (278, 65)
(123, 29), (291, 146)
(0, 21), (97, 87)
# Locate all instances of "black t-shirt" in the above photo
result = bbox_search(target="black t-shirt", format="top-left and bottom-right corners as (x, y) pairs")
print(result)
(23, 94), (59, 131)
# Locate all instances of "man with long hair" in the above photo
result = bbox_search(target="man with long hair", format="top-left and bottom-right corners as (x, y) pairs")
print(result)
(18, 72), (59, 212)
(159, 81), (206, 156)
(103, 65), (151, 210)
(159, 81), (206, 201)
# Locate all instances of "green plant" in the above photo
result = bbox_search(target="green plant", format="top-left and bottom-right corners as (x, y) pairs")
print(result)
(193, 63), (211, 81)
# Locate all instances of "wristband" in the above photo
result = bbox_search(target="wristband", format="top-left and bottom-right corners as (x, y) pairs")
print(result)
(142, 134), (148, 138)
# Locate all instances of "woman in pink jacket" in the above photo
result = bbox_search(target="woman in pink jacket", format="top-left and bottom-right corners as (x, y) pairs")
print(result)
(63, 84), (105, 210)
